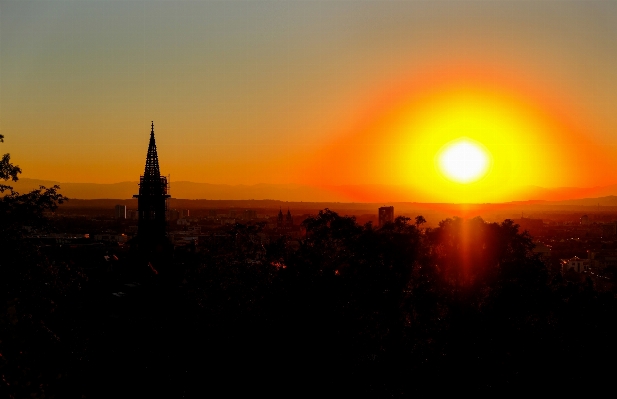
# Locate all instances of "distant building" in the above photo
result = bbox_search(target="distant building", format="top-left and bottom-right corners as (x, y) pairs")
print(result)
(581, 215), (590, 225)
(277, 208), (293, 228)
(177, 218), (190, 226)
(378, 206), (394, 227)
(243, 209), (257, 220)
(167, 209), (181, 221)
(588, 250), (617, 270)
(273, 208), (303, 239)
(115, 205), (126, 219)
(167, 209), (189, 220)
(602, 223), (617, 237)
(127, 210), (139, 220)
(562, 256), (589, 273)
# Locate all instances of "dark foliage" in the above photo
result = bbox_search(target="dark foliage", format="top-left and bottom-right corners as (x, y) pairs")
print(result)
(1, 137), (72, 399)
(0, 134), (22, 193)
(2, 195), (617, 395)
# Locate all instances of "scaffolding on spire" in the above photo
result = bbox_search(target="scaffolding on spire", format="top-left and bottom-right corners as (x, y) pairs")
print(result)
(133, 122), (170, 245)
(143, 121), (162, 179)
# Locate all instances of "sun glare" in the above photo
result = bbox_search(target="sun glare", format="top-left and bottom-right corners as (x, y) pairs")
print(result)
(437, 138), (490, 183)
(316, 73), (615, 203)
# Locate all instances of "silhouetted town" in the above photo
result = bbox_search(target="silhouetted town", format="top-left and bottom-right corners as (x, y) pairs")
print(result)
(33, 194), (617, 294)
(5, 124), (617, 396)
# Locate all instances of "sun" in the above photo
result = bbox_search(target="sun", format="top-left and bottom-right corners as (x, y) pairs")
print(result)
(437, 138), (491, 184)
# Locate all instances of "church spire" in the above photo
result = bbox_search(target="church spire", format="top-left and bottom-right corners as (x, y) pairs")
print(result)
(143, 121), (161, 179)
(133, 121), (170, 248)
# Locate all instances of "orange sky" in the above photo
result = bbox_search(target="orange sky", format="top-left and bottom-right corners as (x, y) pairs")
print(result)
(3, 1), (617, 202)
(296, 63), (617, 202)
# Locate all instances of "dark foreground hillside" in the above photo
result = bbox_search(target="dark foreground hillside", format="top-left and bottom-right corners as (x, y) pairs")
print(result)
(3, 210), (617, 397)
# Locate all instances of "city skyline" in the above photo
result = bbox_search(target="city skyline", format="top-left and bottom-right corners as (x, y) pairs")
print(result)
(3, 1), (617, 203)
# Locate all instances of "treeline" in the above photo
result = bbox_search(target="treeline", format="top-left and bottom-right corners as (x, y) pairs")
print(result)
(3, 209), (617, 397)
(179, 210), (617, 394)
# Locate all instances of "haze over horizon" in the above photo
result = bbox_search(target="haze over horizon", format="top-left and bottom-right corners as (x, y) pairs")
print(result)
(11, 177), (617, 205)
(3, 1), (617, 203)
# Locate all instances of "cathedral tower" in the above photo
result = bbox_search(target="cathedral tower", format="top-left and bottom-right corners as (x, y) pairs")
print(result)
(133, 122), (170, 245)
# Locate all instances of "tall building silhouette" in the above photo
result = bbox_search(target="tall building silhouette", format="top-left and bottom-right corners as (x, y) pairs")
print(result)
(378, 206), (394, 227)
(133, 122), (170, 246)
(115, 204), (127, 219)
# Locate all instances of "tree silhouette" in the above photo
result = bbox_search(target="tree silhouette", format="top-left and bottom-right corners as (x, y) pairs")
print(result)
(0, 134), (22, 193)
(1, 134), (71, 399)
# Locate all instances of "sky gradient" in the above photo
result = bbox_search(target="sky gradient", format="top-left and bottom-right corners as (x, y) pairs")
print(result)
(2, 1), (617, 202)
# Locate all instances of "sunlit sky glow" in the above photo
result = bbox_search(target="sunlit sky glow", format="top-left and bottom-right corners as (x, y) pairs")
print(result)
(2, 1), (617, 202)
(438, 138), (490, 184)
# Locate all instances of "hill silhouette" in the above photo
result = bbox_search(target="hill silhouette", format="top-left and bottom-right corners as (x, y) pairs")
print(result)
(11, 178), (617, 204)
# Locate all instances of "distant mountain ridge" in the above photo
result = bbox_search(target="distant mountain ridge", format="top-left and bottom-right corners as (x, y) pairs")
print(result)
(8, 178), (617, 204)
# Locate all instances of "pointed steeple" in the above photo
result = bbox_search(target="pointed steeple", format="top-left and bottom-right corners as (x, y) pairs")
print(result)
(144, 121), (161, 180)
(277, 207), (284, 225)
(133, 121), (170, 248)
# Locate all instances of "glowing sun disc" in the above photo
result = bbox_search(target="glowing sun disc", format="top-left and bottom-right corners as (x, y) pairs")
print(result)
(437, 138), (490, 183)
